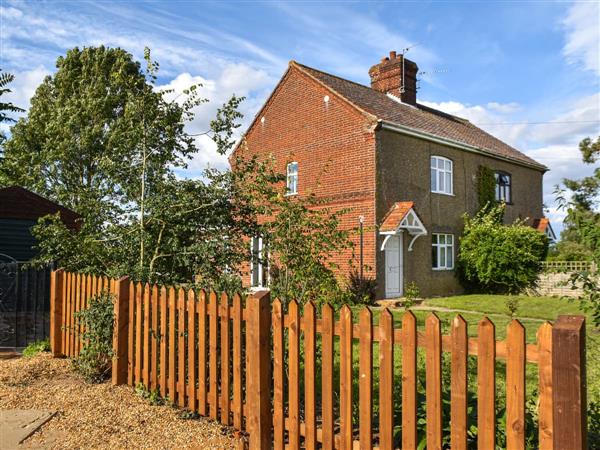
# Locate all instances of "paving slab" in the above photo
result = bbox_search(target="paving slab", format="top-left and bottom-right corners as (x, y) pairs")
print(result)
(0, 409), (56, 449)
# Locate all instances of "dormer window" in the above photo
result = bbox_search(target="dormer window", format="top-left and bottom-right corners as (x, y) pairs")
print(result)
(495, 171), (511, 203)
(431, 156), (453, 195)
(286, 162), (298, 195)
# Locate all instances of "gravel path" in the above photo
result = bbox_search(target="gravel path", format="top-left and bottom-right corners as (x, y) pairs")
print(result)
(0, 353), (240, 449)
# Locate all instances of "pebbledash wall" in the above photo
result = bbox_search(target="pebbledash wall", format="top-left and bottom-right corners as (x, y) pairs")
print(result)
(236, 64), (545, 298)
(375, 129), (544, 297)
(237, 65), (379, 284)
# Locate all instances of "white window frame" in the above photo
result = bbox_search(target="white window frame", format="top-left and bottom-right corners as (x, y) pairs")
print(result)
(250, 236), (269, 288)
(430, 156), (453, 195)
(286, 161), (298, 196)
(432, 233), (454, 270)
(495, 171), (512, 203)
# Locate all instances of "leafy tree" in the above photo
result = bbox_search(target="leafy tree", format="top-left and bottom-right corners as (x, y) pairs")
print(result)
(457, 203), (548, 293)
(555, 136), (600, 327)
(1, 46), (253, 284)
(0, 69), (24, 152)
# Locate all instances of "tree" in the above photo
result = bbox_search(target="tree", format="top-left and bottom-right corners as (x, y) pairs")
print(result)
(457, 203), (548, 293)
(555, 136), (600, 327)
(0, 69), (24, 152)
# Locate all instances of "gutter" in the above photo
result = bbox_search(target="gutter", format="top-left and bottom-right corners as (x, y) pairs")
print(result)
(378, 120), (548, 173)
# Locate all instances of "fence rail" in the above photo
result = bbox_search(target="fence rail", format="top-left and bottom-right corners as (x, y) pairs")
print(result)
(50, 270), (588, 449)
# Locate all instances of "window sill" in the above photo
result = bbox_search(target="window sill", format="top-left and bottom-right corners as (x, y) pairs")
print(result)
(285, 192), (298, 197)
(432, 267), (454, 272)
(431, 191), (455, 197)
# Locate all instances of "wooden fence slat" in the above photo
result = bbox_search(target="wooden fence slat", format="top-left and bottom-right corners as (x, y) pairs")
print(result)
(127, 282), (135, 386)
(425, 313), (442, 450)
(151, 284), (159, 391)
(177, 287), (186, 408)
(135, 282), (143, 385)
(359, 308), (373, 450)
(209, 291), (218, 420)
(232, 293), (243, 430)
(273, 299), (285, 450)
(451, 315), (468, 450)
(402, 311), (417, 450)
(537, 322), (553, 449)
(340, 305), (353, 450)
(198, 290), (208, 416)
(64, 272), (71, 356)
(379, 308), (394, 450)
(288, 299), (300, 450)
(304, 302), (317, 450)
(60, 272), (68, 356)
(506, 320), (526, 450)
(168, 287), (176, 402)
(159, 287), (167, 396)
(321, 304), (334, 450)
(143, 283), (150, 388)
(477, 317), (496, 450)
(75, 273), (81, 356)
(188, 289), (197, 412)
(220, 293), (231, 425)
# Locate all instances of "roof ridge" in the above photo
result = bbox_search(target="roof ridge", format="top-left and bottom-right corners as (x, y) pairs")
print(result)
(291, 60), (375, 92)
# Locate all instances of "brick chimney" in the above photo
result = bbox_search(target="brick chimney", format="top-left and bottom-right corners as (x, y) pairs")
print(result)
(369, 51), (419, 105)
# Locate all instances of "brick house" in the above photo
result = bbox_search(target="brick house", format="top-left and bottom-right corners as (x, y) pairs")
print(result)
(233, 52), (553, 298)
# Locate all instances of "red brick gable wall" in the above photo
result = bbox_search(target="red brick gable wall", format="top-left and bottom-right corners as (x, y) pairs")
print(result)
(236, 64), (379, 285)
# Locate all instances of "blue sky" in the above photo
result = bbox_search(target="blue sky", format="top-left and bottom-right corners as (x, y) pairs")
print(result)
(1, 0), (599, 234)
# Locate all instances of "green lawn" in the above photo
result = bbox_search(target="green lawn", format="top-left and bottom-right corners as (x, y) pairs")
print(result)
(346, 294), (599, 447)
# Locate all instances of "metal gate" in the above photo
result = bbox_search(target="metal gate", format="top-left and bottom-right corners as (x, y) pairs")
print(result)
(0, 255), (52, 349)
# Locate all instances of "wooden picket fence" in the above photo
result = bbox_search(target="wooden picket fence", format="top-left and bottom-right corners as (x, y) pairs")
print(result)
(49, 270), (588, 449)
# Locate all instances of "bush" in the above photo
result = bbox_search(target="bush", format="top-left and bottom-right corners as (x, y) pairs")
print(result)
(72, 292), (115, 383)
(457, 204), (548, 294)
(346, 270), (377, 305)
(403, 281), (420, 309)
(22, 339), (50, 357)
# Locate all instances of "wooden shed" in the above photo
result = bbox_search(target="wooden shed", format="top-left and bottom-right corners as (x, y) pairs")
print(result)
(0, 186), (79, 262)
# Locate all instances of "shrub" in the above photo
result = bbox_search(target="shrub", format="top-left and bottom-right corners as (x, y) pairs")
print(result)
(72, 291), (115, 383)
(346, 270), (377, 305)
(505, 296), (520, 318)
(457, 204), (548, 294)
(22, 339), (50, 357)
(403, 281), (420, 309)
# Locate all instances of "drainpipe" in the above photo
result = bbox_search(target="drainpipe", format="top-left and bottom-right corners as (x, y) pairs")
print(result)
(359, 215), (365, 279)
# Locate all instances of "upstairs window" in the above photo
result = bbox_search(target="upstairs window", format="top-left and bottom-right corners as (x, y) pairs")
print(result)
(432, 233), (454, 270)
(431, 156), (453, 195)
(495, 171), (511, 203)
(286, 162), (298, 195)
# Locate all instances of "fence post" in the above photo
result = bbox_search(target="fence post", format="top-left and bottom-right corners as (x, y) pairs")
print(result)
(246, 290), (272, 449)
(552, 315), (587, 449)
(112, 276), (131, 386)
(50, 269), (64, 357)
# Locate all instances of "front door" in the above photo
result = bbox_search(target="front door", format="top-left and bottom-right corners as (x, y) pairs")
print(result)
(385, 234), (403, 298)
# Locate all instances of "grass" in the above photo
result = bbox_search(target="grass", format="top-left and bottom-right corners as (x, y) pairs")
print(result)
(22, 339), (51, 358)
(343, 294), (599, 447)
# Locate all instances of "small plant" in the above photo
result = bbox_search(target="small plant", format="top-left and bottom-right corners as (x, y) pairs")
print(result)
(505, 296), (520, 318)
(403, 281), (420, 309)
(22, 339), (50, 357)
(135, 383), (165, 406)
(72, 291), (115, 383)
(347, 270), (377, 305)
(179, 409), (201, 420)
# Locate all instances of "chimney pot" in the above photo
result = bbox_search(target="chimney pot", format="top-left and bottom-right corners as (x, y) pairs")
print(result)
(389, 51), (397, 59)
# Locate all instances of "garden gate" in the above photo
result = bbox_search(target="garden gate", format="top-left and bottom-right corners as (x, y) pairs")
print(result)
(0, 256), (52, 349)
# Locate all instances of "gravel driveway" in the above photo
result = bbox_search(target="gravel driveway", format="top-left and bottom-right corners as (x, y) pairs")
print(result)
(0, 353), (240, 449)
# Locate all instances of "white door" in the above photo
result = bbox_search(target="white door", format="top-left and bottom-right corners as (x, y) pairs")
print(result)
(385, 234), (403, 298)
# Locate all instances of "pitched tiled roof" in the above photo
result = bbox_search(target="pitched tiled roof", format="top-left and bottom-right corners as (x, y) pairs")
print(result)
(533, 217), (550, 232)
(292, 62), (546, 171)
(380, 202), (415, 232)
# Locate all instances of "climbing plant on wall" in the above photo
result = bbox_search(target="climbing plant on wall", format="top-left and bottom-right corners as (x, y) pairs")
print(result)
(476, 165), (496, 211)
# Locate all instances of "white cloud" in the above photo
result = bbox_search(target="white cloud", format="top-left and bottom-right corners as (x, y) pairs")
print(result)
(3, 66), (50, 114)
(562, 2), (600, 75)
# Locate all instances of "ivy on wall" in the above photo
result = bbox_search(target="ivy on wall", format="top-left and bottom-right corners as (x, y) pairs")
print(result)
(477, 165), (496, 211)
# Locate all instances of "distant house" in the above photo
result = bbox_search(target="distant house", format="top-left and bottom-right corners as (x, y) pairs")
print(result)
(0, 186), (79, 262)
(234, 52), (552, 298)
